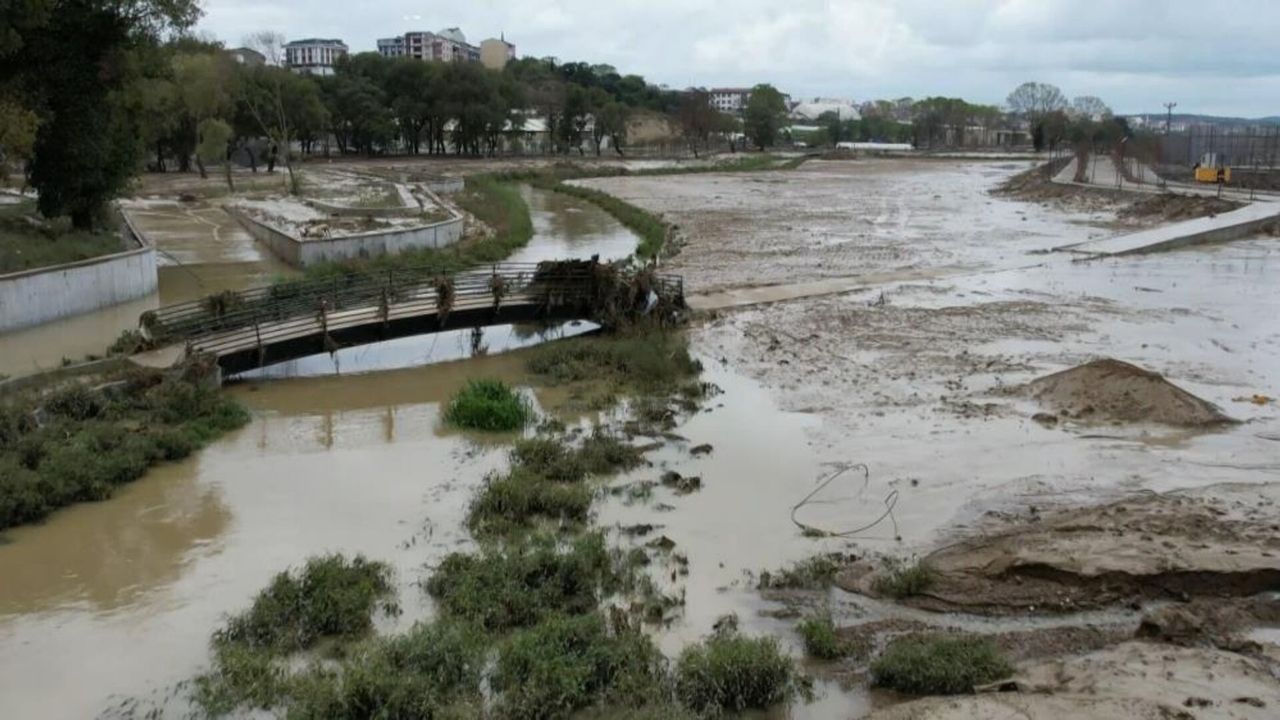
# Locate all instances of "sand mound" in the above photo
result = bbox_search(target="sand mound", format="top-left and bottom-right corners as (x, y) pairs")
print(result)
(1026, 359), (1233, 426)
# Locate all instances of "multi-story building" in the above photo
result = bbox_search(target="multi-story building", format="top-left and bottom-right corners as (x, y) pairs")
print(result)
(479, 36), (516, 70)
(376, 27), (497, 65)
(284, 38), (347, 76)
(709, 88), (752, 115)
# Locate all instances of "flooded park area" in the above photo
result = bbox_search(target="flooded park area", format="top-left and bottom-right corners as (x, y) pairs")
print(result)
(1, 156), (1279, 719)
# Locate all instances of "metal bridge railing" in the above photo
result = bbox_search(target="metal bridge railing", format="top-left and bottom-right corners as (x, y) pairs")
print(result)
(141, 261), (684, 348)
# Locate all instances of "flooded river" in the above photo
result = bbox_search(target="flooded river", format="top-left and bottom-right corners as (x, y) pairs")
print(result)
(0, 184), (870, 717)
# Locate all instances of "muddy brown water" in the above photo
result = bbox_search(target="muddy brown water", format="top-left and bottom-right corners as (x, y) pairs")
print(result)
(0, 184), (873, 717)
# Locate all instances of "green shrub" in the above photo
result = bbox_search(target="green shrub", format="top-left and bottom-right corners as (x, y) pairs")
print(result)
(442, 379), (533, 432)
(871, 634), (1013, 695)
(674, 631), (799, 714)
(871, 557), (936, 598)
(577, 430), (646, 475)
(424, 533), (616, 631)
(511, 437), (588, 483)
(286, 620), (487, 719)
(215, 554), (394, 653)
(494, 613), (667, 719)
(757, 554), (846, 590)
(467, 467), (595, 535)
(526, 333), (701, 396)
(796, 612), (848, 660)
(42, 385), (104, 421)
(193, 642), (287, 715)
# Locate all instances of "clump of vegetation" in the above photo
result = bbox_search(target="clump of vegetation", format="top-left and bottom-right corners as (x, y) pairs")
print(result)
(871, 557), (936, 598)
(871, 634), (1013, 695)
(442, 378), (533, 432)
(467, 466), (596, 535)
(214, 554), (394, 653)
(469, 431), (646, 535)
(285, 620), (487, 719)
(673, 630), (802, 714)
(796, 612), (850, 660)
(757, 553), (849, 590)
(424, 533), (619, 631)
(0, 371), (249, 531)
(526, 332), (701, 399)
(494, 612), (668, 719)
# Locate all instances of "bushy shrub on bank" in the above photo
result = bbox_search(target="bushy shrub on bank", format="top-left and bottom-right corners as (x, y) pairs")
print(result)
(0, 372), (249, 531)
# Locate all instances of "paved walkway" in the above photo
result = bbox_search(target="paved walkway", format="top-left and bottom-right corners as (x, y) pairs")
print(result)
(1055, 201), (1280, 256)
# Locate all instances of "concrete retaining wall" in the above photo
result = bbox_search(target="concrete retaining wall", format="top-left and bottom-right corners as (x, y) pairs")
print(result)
(227, 206), (465, 268)
(0, 210), (158, 334)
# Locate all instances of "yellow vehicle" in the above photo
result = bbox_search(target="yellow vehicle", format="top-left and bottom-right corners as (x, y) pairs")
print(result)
(1194, 152), (1231, 183)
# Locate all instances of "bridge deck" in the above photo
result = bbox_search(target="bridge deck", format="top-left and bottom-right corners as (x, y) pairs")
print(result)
(136, 262), (683, 375)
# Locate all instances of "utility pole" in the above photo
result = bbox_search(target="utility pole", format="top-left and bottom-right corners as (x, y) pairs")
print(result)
(1163, 102), (1177, 134)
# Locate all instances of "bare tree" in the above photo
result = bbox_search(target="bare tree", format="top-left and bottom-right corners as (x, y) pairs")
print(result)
(1070, 95), (1112, 121)
(246, 30), (285, 66)
(1006, 82), (1067, 120)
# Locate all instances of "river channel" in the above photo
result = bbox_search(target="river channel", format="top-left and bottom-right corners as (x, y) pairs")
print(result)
(0, 185), (875, 718)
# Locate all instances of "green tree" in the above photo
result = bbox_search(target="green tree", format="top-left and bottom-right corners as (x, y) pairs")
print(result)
(196, 117), (233, 191)
(172, 51), (237, 178)
(9, 0), (200, 228)
(597, 101), (630, 156)
(743, 84), (787, 150)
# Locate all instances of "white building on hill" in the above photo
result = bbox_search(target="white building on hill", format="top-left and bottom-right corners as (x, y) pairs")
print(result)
(284, 38), (347, 76)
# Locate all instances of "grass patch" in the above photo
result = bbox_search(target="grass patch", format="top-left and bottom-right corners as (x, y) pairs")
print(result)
(285, 620), (487, 719)
(0, 371), (249, 531)
(494, 612), (668, 719)
(442, 379), (533, 432)
(468, 430), (646, 536)
(526, 332), (701, 398)
(871, 557), (936, 599)
(674, 630), (802, 715)
(871, 634), (1013, 695)
(0, 199), (126, 274)
(757, 553), (847, 590)
(796, 612), (849, 660)
(424, 532), (620, 632)
(214, 554), (394, 653)
(467, 466), (596, 535)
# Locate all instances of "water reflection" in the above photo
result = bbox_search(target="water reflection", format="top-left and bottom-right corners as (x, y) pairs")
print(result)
(0, 456), (229, 616)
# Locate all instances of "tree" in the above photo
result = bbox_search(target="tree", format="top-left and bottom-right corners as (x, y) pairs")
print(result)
(1070, 95), (1111, 121)
(597, 101), (630, 156)
(172, 51), (237, 178)
(1006, 82), (1067, 120)
(0, 99), (38, 179)
(196, 117), (233, 191)
(8, 0), (200, 228)
(743, 84), (787, 151)
(677, 89), (719, 158)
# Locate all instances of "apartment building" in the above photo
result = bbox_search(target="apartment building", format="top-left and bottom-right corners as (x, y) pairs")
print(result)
(376, 27), (495, 64)
(284, 38), (348, 76)
(709, 88), (752, 115)
(480, 37), (516, 70)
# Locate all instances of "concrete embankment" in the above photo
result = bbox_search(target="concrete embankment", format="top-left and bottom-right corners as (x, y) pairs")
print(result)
(0, 210), (158, 333)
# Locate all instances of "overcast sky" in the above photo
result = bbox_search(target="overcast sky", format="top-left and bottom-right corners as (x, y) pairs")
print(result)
(197, 0), (1280, 118)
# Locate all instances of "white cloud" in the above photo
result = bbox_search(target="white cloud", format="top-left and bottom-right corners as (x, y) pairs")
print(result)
(195, 0), (1280, 117)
